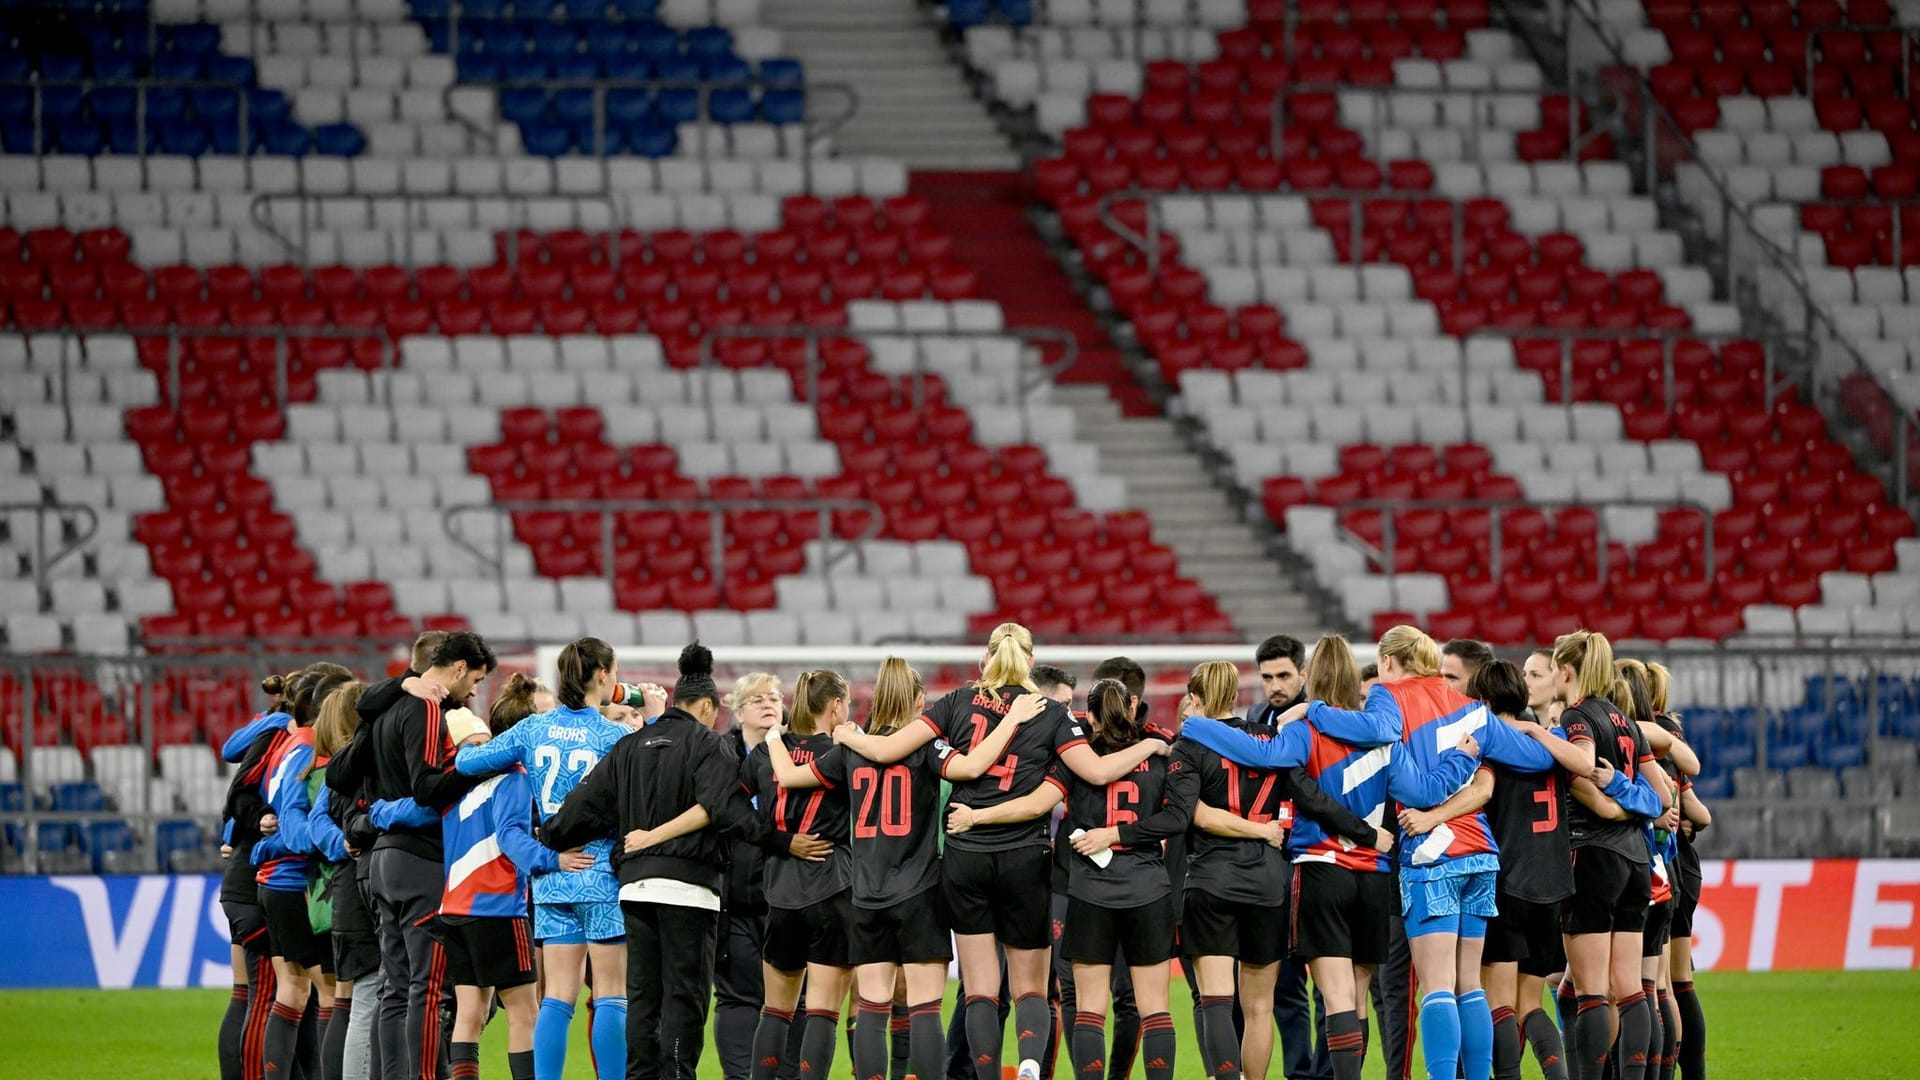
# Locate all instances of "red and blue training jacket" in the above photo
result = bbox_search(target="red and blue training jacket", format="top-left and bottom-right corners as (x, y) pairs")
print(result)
(439, 766), (558, 919)
(251, 726), (317, 892)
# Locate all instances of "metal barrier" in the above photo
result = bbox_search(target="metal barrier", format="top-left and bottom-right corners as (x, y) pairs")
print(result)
(0, 646), (401, 874)
(697, 324), (1079, 409)
(249, 191), (626, 268)
(0, 78), (251, 159)
(443, 77), (860, 193)
(3, 641), (1916, 870)
(1539, 0), (1920, 513)
(1269, 82), (1618, 175)
(1337, 496), (1718, 584)
(2, 502), (99, 593)
(1468, 326), (1791, 413)
(440, 496), (887, 601)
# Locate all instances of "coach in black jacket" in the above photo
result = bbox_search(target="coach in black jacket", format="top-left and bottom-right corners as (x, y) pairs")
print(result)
(545, 643), (798, 1080)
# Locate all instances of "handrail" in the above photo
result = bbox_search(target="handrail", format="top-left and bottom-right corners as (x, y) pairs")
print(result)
(0, 77), (250, 158)
(1802, 23), (1918, 101)
(248, 191), (625, 269)
(441, 77), (859, 194)
(1338, 497), (1717, 586)
(1539, 0), (1920, 514)
(697, 324), (1078, 410)
(1468, 326), (1791, 412)
(1268, 82), (1619, 179)
(126, 325), (394, 410)
(1, 502), (99, 593)
(440, 497), (887, 602)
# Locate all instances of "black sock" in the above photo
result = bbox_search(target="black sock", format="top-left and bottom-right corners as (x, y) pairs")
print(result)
(888, 1003), (910, 1080)
(508, 1050), (533, 1080)
(1359, 1013), (1370, 1062)
(1642, 982), (1663, 1080)
(851, 998), (890, 1080)
(450, 1040), (479, 1080)
(1572, 995), (1611, 1080)
(750, 1006), (794, 1080)
(322, 1000), (349, 1080)
(1199, 995), (1239, 1080)
(264, 1001), (302, 1079)
(908, 1002), (945, 1080)
(1069, 1011), (1105, 1080)
(797, 1008), (840, 1078)
(964, 995), (1001, 1080)
(1041, 1000), (1061, 1080)
(1617, 991), (1653, 1080)
(295, 996), (320, 1080)
(1523, 1007), (1570, 1080)
(1657, 989), (1677, 1080)
(1111, 1004), (1140, 1080)
(1138, 1011), (1173, 1080)
(1326, 1010), (1363, 1080)
(1013, 993), (1049, 1071)
(1672, 981), (1703, 1080)
(1491, 1005), (1521, 1080)
(220, 984), (251, 1080)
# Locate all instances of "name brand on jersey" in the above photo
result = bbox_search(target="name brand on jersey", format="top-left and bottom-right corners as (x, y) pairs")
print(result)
(548, 726), (590, 742)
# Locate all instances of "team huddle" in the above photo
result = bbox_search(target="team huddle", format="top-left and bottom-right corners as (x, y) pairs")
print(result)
(212, 621), (1711, 1080)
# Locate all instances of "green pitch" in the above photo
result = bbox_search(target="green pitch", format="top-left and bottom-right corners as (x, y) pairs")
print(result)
(2, 971), (1915, 1079)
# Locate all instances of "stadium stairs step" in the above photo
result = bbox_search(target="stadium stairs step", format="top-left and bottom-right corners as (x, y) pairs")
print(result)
(1053, 385), (1324, 637)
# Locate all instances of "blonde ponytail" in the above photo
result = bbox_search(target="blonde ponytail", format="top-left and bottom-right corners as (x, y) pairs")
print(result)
(1305, 635), (1365, 709)
(1377, 624), (1441, 678)
(1553, 630), (1615, 703)
(870, 657), (924, 736)
(790, 669), (849, 736)
(974, 622), (1038, 693)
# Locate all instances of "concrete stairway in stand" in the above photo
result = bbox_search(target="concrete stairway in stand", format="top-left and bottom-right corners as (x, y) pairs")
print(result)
(1054, 385), (1328, 638)
(762, 0), (1019, 169)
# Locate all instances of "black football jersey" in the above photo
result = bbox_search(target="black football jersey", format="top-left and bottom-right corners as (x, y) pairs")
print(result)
(1168, 721), (1292, 905)
(1483, 755), (1574, 904)
(1561, 696), (1653, 864)
(745, 734), (852, 909)
(1051, 753), (1191, 908)
(925, 684), (1088, 853)
(810, 739), (953, 908)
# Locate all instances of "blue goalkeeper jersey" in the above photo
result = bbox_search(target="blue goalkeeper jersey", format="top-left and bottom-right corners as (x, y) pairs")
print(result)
(454, 704), (632, 904)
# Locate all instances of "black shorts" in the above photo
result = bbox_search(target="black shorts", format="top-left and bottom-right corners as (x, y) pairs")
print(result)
(1182, 887), (1288, 966)
(1642, 899), (1673, 958)
(942, 844), (1052, 950)
(1290, 863), (1392, 966)
(1562, 847), (1651, 936)
(1063, 893), (1175, 967)
(764, 890), (855, 972)
(851, 886), (951, 966)
(437, 915), (538, 990)
(1670, 867), (1702, 938)
(1484, 895), (1568, 978)
(259, 887), (330, 972)
(224, 898), (271, 954)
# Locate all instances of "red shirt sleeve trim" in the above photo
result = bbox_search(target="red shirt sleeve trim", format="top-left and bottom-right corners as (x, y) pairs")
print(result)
(808, 761), (833, 788)
(918, 715), (941, 736)
(1056, 737), (1088, 755)
(1043, 774), (1069, 795)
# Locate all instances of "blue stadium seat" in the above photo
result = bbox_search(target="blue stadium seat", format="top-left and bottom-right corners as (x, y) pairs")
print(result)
(521, 122), (572, 157)
(85, 820), (134, 872)
(156, 821), (205, 871)
(1690, 772), (1732, 800)
(683, 26), (732, 61)
(947, 0), (989, 27)
(0, 783), (23, 812)
(626, 119), (675, 156)
(759, 58), (802, 88)
(761, 89), (805, 125)
(996, 0), (1035, 23)
(1767, 735), (1810, 770)
(313, 122), (364, 155)
(51, 782), (107, 813)
(708, 88), (752, 124)
(35, 822), (77, 855)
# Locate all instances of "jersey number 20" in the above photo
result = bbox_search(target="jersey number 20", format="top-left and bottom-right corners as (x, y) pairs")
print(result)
(852, 765), (912, 838)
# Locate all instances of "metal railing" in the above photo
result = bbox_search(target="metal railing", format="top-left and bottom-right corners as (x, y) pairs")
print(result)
(1468, 326), (1791, 413)
(1269, 82), (1617, 175)
(444, 77), (859, 193)
(1543, 0), (1920, 514)
(697, 324), (1079, 410)
(249, 191), (625, 268)
(1339, 496), (1717, 585)
(441, 497), (887, 600)
(2, 502), (99, 593)
(0, 78), (251, 158)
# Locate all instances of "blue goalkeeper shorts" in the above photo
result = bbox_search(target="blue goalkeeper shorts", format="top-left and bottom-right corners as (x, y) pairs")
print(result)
(534, 900), (624, 945)
(1403, 868), (1498, 939)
